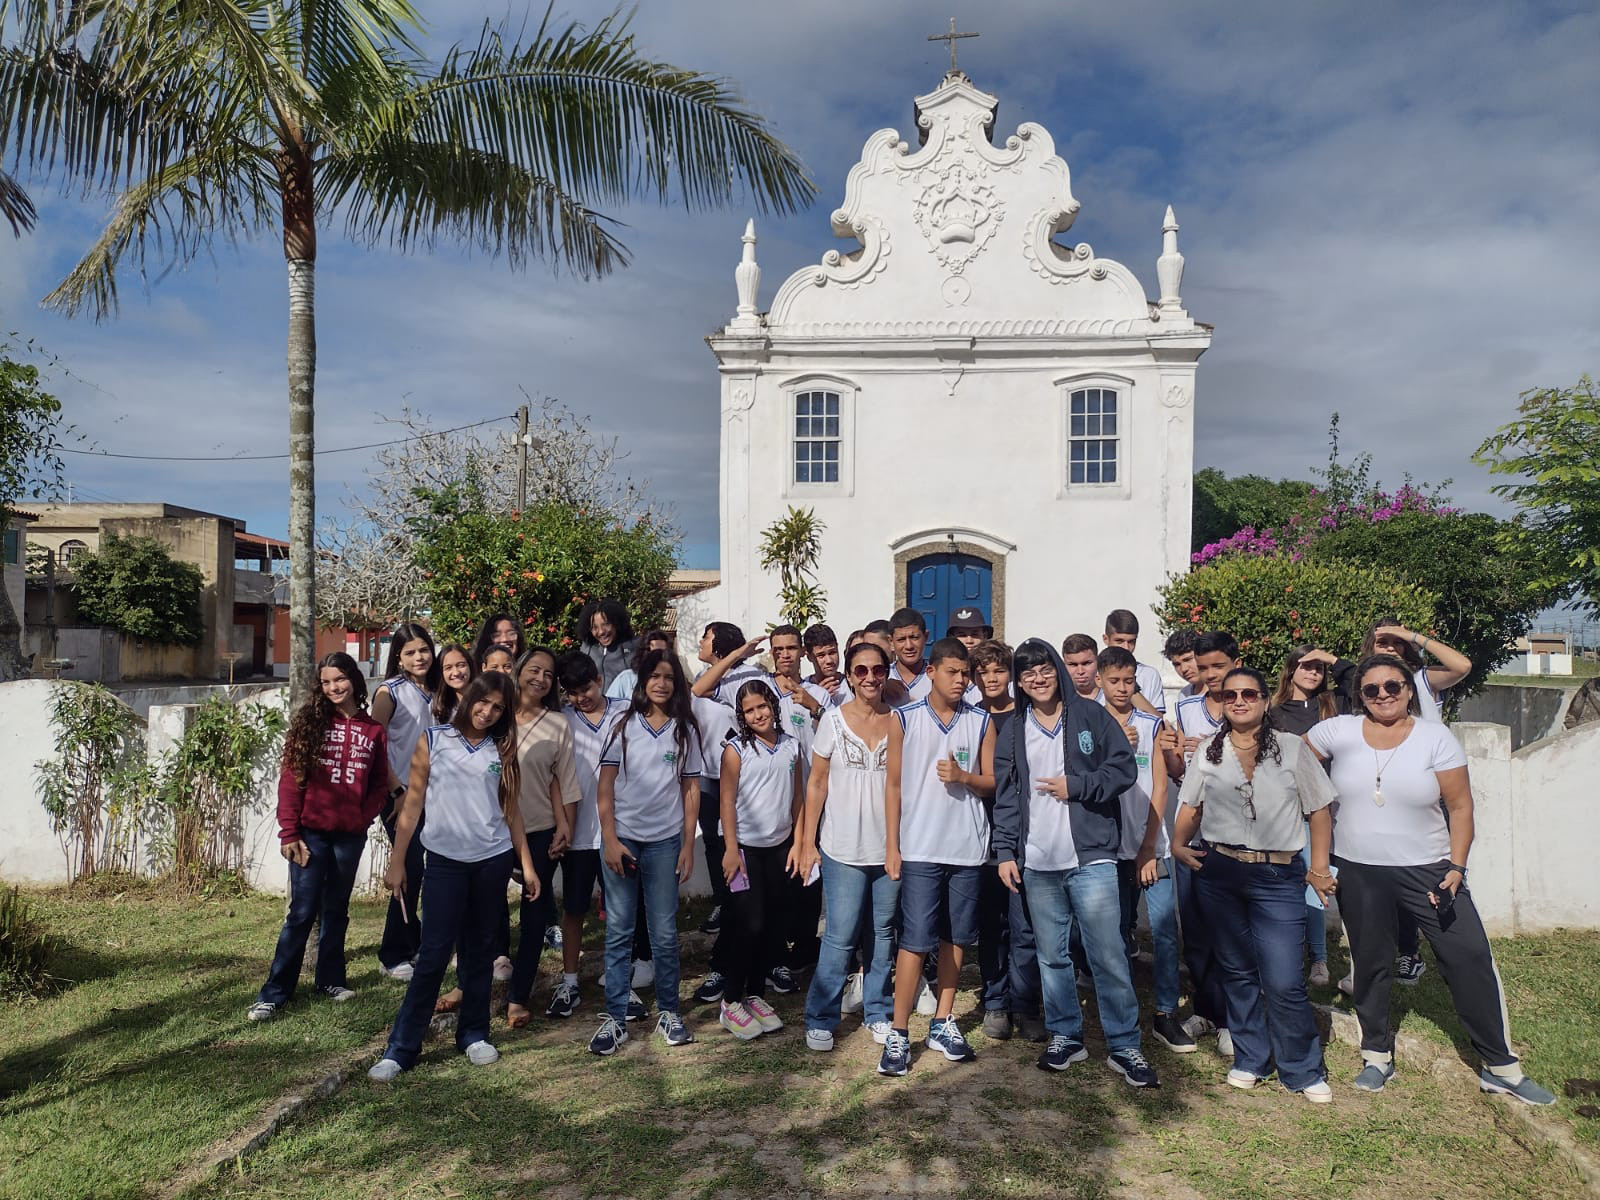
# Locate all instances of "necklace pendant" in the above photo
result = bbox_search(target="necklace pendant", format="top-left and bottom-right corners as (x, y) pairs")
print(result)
(1373, 786), (1385, 807)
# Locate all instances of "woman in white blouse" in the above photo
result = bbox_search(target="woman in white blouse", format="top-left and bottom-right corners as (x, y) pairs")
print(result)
(1306, 654), (1555, 1106)
(1173, 667), (1337, 1104)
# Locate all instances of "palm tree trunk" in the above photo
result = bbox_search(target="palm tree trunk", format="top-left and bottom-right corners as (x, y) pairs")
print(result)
(281, 138), (317, 707)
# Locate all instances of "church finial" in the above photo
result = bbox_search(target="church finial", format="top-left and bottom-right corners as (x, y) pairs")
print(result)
(928, 18), (978, 77)
(1157, 205), (1185, 312)
(732, 218), (761, 329)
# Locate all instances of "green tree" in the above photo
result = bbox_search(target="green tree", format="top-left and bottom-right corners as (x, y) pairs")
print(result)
(72, 534), (204, 646)
(0, 344), (65, 679)
(1473, 376), (1600, 612)
(1191, 467), (1314, 554)
(759, 506), (827, 628)
(1, 1), (813, 703)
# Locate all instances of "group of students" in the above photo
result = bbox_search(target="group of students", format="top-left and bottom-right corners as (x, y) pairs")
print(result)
(250, 596), (1555, 1107)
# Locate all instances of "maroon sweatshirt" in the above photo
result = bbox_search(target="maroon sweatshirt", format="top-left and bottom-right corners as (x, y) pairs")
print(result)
(276, 713), (390, 844)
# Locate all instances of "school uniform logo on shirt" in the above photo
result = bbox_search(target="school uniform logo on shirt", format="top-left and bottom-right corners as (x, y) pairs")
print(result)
(663, 750), (678, 766)
(1078, 730), (1094, 754)
(952, 748), (971, 768)
(487, 761), (502, 777)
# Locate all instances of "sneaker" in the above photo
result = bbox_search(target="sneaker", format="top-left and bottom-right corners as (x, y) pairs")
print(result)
(692, 971), (726, 1004)
(1298, 1080), (1333, 1104)
(877, 1028), (911, 1076)
(588, 1015), (628, 1056)
(841, 971), (865, 1015)
(246, 1001), (278, 1022)
(868, 1020), (892, 1045)
(1015, 1014), (1048, 1043)
(1227, 1068), (1265, 1090)
(631, 958), (655, 989)
(625, 990), (648, 1022)
(1181, 1014), (1217, 1040)
(1308, 961), (1331, 987)
(767, 966), (799, 994)
(464, 1040), (499, 1066)
(1353, 1061), (1395, 1092)
(1107, 1048), (1160, 1088)
(745, 995), (784, 1033)
(1396, 954), (1426, 986)
(914, 977), (937, 1016)
(720, 1000), (763, 1040)
(982, 1010), (1013, 1040)
(925, 1016), (977, 1063)
(805, 1028), (835, 1051)
(546, 980), (581, 1019)
(655, 1010), (694, 1046)
(492, 956), (513, 982)
(544, 924), (563, 950)
(1038, 1035), (1089, 1071)
(699, 905), (722, 934)
(379, 961), (414, 982)
(1216, 1028), (1234, 1059)
(1337, 967), (1354, 997)
(1478, 1069), (1557, 1107)
(317, 985), (356, 1002)
(1153, 1012), (1197, 1053)
(367, 1057), (403, 1082)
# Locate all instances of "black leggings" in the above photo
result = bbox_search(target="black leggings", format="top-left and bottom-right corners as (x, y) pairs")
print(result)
(722, 840), (792, 1000)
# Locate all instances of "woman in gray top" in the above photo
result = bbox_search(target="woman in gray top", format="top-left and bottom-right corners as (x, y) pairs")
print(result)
(1173, 666), (1337, 1104)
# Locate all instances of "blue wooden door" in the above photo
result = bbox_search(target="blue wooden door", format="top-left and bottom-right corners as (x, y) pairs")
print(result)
(907, 553), (992, 642)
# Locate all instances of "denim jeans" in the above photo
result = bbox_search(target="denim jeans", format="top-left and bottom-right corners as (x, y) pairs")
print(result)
(378, 804), (425, 970)
(599, 835), (682, 1021)
(1195, 850), (1326, 1090)
(507, 827), (559, 1008)
(382, 847), (514, 1068)
(1294, 844), (1329, 963)
(1117, 858), (1181, 1015)
(804, 850), (900, 1032)
(978, 865), (1040, 1017)
(1024, 860), (1141, 1052)
(1175, 856), (1229, 1025)
(257, 829), (367, 1006)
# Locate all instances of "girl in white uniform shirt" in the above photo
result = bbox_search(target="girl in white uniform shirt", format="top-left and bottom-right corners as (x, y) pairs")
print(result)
(715, 681), (804, 1040)
(1305, 654), (1555, 1106)
(590, 650), (705, 1056)
(371, 622), (441, 980)
(368, 672), (540, 1080)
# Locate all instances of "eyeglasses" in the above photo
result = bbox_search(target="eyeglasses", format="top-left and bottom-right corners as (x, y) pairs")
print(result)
(1361, 680), (1406, 699)
(1220, 688), (1262, 703)
(1236, 780), (1257, 821)
(850, 664), (889, 680)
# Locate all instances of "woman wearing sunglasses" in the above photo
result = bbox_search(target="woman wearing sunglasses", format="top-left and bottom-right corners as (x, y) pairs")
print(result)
(795, 640), (900, 1054)
(1304, 656), (1555, 1105)
(1172, 667), (1337, 1103)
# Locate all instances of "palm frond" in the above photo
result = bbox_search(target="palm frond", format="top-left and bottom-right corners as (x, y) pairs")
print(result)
(389, 8), (814, 217)
(0, 166), (35, 233)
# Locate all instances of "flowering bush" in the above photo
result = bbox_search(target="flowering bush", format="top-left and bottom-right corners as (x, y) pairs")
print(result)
(1191, 484), (1455, 567)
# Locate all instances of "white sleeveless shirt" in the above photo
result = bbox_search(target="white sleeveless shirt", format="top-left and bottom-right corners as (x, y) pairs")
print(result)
(382, 676), (434, 784)
(723, 732), (802, 848)
(419, 726), (512, 863)
(895, 700), (991, 866)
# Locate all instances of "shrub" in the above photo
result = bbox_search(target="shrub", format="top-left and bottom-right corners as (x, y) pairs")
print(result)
(0, 885), (56, 1000)
(1157, 556), (1436, 676)
(35, 683), (153, 882)
(71, 534), (203, 645)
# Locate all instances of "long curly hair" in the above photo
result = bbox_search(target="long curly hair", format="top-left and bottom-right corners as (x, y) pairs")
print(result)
(283, 653), (368, 785)
(602, 648), (701, 773)
(448, 671), (522, 822)
(733, 679), (782, 747)
(1205, 667), (1282, 766)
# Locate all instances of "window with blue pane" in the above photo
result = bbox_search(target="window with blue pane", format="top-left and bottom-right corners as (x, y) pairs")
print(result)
(1068, 388), (1119, 485)
(793, 390), (841, 484)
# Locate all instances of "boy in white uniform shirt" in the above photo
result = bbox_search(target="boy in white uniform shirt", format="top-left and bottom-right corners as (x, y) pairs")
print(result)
(880, 638), (996, 1076)
(887, 608), (934, 704)
(801, 624), (851, 710)
(1103, 609), (1168, 714)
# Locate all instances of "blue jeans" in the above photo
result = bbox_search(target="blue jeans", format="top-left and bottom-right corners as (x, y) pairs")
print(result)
(978, 865), (1040, 1016)
(1024, 861), (1141, 1052)
(383, 848), (514, 1068)
(1195, 850), (1326, 1090)
(1175, 856), (1228, 1025)
(507, 827), (559, 1008)
(804, 850), (900, 1031)
(1294, 844), (1329, 963)
(600, 835), (682, 1020)
(1117, 858), (1181, 1016)
(258, 829), (366, 1005)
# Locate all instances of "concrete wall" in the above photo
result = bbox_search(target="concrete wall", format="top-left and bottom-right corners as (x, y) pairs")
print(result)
(1456, 683), (1573, 750)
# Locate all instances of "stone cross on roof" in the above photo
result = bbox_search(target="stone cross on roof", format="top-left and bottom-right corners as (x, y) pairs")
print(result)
(928, 18), (978, 73)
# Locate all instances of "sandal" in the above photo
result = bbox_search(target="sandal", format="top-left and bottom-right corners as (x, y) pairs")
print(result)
(507, 1003), (532, 1029)
(434, 987), (463, 1013)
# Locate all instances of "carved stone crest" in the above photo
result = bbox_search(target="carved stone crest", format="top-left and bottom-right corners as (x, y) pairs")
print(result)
(914, 161), (1001, 274)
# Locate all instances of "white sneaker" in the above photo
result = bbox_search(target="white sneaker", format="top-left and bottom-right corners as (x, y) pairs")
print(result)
(841, 971), (865, 1015)
(744, 995), (784, 1033)
(1337, 968), (1355, 996)
(368, 1057), (402, 1082)
(464, 1040), (499, 1066)
(632, 958), (655, 989)
(914, 978), (937, 1017)
(805, 1028), (835, 1051)
(1299, 1080), (1333, 1104)
(492, 956), (514, 982)
(868, 1020), (892, 1045)
(1182, 1014), (1217, 1040)
(719, 1000), (763, 1041)
(1227, 1068), (1264, 1090)
(380, 962), (414, 982)
(1216, 1028), (1234, 1059)
(317, 985), (356, 1002)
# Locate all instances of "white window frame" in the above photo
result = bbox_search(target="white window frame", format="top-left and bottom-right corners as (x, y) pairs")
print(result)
(1056, 373), (1133, 499)
(782, 375), (857, 498)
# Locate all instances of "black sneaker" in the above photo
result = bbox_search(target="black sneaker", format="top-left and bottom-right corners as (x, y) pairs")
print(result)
(1396, 954), (1426, 985)
(692, 971), (726, 1004)
(545, 980), (580, 1019)
(1152, 1011), (1198, 1053)
(699, 905), (722, 934)
(1107, 1048), (1160, 1088)
(588, 1015), (628, 1056)
(925, 1016), (977, 1062)
(625, 990), (648, 1022)
(655, 1010), (695, 1046)
(766, 966), (799, 994)
(1038, 1035), (1088, 1071)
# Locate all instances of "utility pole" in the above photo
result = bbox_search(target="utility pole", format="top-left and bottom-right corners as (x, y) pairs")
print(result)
(515, 403), (529, 513)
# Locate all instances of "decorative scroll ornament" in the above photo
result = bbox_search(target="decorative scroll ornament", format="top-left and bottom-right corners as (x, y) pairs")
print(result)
(801, 213), (891, 291)
(1023, 205), (1107, 285)
(914, 161), (1001, 274)
(1162, 383), (1191, 409)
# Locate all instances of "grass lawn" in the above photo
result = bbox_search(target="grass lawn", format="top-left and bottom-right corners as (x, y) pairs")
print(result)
(2, 886), (1596, 1200)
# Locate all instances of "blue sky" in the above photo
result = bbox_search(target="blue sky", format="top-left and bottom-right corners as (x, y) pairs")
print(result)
(3, 1), (1597, 569)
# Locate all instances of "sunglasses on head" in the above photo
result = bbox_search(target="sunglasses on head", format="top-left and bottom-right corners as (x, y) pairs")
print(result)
(1220, 688), (1262, 703)
(850, 664), (889, 680)
(1361, 679), (1407, 699)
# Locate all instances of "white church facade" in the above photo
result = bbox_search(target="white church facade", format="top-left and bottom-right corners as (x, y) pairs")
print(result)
(688, 69), (1210, 650)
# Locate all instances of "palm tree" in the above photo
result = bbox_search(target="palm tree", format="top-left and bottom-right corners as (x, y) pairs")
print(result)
(0, 1), (812, 699)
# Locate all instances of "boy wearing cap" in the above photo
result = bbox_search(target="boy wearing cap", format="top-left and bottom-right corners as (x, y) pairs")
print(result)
(947, 607), (993, 705)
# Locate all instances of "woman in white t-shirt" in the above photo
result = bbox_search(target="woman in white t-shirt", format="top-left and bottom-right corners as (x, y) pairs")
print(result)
(796, 641), (898, 1052)
(1306, 654), (1554, 1106)
(714, 681), (804, 1042)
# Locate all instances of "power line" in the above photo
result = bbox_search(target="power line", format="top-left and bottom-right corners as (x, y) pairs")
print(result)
(57, 414), (515, 462)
